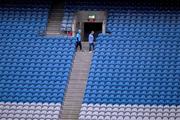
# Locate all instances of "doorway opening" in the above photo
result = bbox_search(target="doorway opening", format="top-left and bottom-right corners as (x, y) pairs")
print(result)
(83, 22), (102, 41)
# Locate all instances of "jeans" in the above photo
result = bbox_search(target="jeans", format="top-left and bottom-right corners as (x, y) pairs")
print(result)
(89, 43), (94, 51)
(76, 41), (82, 51)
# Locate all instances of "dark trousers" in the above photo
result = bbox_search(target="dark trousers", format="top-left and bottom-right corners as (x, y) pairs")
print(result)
(89, 43), (94, 51)
(76, 41), (82, 51)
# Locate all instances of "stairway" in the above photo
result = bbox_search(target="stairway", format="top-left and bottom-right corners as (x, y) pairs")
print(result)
(61, 50), (92, 120)
(46, 0), (65, 35)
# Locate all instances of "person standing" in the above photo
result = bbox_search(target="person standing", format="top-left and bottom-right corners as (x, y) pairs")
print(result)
(76, 29), (82, 51)
(88, 31), (95, 53)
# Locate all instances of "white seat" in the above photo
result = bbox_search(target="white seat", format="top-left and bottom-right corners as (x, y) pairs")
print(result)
(111, 116), (117, 120)
(107, 104), (113, 108)
(79, 115), (85, 120)
(151, 105), (157, 109)
(156, 117), (162, 120)
(10, 106), (17, 109)
(157, 105), (163, 109)
(92, 111), (98, 115)
(82, 103), (88, 107)
(99, 111), (105, 116)
(80, 107), (87, 111)
(124, 116), (130, 120)
(149, 117), (155, 120)
(39, 114), (46, 118)
(137, 112), (143, 116)
(104, 116), (111, 120)
(144, 112), (150, 116)
(87, 107), (93, 111)
(88, 103), (94, 107)
(169, 117), (175, 120)
(157, 108), (163, 112)
(92, 115), (98, 120)
(98, 116), (104, 120)
(125, 108), (132, 112)
(150, 112), (156, 117)
(99, 107), (106, 112)
(132, 104), (138, 108)
(164, 105), (170, 109)
(131, 112), (137, 116)
(94, 107), (100, 111)
(19, 118), (26, 120)
(170, 109), (176, 112)
(105, 111), (111, 116)
(112, 108), (119, 112)
(46, 115), (53, 119)
(144, 108), (151, 112)
(47, 110), (53, 115)
(151, 108), (157, 112)
(94, 103), (100, 107)
(132, 108), (138, 112)
(162, 117), (169, 120)
(106, 107), (112, 111)
(112, 112), (118, 116)
(176, 117), (180, 120)
(86, 111), (92, 115)
(157, 112), (163, 117)
(17, 106), (23, 109)
(117, 116), (124, 120)
(79, 111), (86, 115)
(101, 104), (107, 107)
(138, 108), (144, 112)
(163, 112), (169, 117)
(33, 114), (40, 118)
(113, 104), (119, 108)
(85, 115), (91, 120)
(137, 116), (143, 120)
(48, 106), (54, 110)
(119, 108), (125, 112)
(52, 115), (58, 119)
(29, 106), (36, 110)
(139, 104), (145, 108)
(164, 109), (170, 112)
(130, 116), (136, 120)
(119, 104), (126, 108)
(26, 114), (33, 118)
(7, 118), (13, 120)
(20, 114), (27, 118)
(54, 106), (60, 110)
(118, 112), (124, 116)
(30, 102), (36, 106)
(144, 117), (150, 120)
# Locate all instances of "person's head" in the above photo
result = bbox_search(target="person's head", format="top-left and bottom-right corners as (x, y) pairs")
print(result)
(91, 31), (94, 35)
(78, 29), (81, 33)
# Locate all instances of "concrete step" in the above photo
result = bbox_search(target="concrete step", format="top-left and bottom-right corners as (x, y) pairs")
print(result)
(48, 20), (61, 22)
(47, 27), (60, 30)
(47, 23), (60, 26)
(61, 52), (92, 120)
(46, 0), (64, 36)
(66, 85), (86, 89)
(63, 102), (82, 106)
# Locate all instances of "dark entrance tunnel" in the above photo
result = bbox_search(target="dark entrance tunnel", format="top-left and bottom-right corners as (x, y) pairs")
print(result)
(84, 22), (102, 41)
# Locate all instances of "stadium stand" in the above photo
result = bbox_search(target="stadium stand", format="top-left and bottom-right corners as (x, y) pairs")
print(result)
(0, 0), (180, 120)
(0, 0), (76, 119)
(74, 0), (180, 120)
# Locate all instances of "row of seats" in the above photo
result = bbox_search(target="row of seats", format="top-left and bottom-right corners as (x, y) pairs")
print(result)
(0, 5), (49, 34)
(79, 104), (180, 120)
(0, 102), (60, 120)
(0, 0), (76, 119)
(78, 0), (180, 108)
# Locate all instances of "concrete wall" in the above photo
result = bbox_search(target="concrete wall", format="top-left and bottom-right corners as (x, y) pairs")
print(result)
(72, 11), (107, 39)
